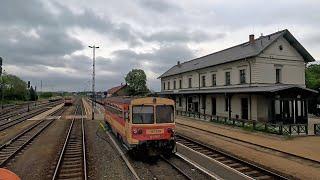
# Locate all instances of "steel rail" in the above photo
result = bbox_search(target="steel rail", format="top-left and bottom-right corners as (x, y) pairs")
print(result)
(0, 106), (67, 167)
(160, 155), (193, 180)
(51, 108), (77, 180)
(176, 134), (289, 180)
(52, 101), (87, 180)
(81, 104), (87, 180)
(177, 122), (320, 165)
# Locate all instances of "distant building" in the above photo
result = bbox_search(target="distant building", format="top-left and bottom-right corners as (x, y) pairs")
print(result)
(159, 29), (317, 124)
(107, 84), (128, 97)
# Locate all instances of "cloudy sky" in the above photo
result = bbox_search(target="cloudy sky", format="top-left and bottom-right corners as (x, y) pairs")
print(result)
(1, 0), (319, 92)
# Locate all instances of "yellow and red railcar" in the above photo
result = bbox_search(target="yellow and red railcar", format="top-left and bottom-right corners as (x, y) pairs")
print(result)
(104, 96), (176, 156)
(64, 96), (73, 106)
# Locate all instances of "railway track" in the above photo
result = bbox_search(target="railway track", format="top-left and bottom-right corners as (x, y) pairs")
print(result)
(0, 101), (45, 116)
(0, 101), (57, 121)
(159, 156), (194, 180)
(177, 122), (320, 165)
(176, 134), (288, 180)
(51, 102), (87, 180)
(0, 101), (62, 131)
(0, 106), (67, 167)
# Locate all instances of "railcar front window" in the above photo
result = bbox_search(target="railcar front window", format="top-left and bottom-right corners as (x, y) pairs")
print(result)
(156, 105), (174, 123)
(132, 106), (154, 124)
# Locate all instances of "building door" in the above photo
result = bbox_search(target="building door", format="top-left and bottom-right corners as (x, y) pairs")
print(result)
(194, 102), (199, 113)
(211, 97), (216, 116)
(187, 97), (193, 111)
(241, 98), (248, 119)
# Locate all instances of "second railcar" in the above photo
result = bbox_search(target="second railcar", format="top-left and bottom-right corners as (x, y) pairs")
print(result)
(64, 97), (73, 106)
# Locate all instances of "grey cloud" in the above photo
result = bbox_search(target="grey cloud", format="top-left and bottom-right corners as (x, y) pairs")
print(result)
(0, 0), (55, 27)
(3, 0), (319, 92)
(137, 0), (178, 12)
(0, 26), (83, 67)
(142, 30), (225, 44)
(53, 2), (141, 46)
(11, 43), (195, 91)
(1, 0), (141, 47)
(110, 44), (195, 74)
(210, 1), (320, 28)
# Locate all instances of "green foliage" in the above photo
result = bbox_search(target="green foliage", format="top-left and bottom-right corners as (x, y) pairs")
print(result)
(306, 64), (320, 90)
(2, 74), (28, 100)
(125, 69), (149, 96)
(305, 64), (320, 114)
(39, 92), (53, 99)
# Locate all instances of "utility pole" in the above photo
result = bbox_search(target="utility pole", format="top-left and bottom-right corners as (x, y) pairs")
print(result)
(0, 57), (3, 109)
(89, 45), (99, 120)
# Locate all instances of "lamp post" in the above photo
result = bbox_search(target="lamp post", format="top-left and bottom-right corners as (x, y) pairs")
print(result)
(88, 45), (99, 120)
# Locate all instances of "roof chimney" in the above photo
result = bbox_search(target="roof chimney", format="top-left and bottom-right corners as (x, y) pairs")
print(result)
(249, 34), (255, 44)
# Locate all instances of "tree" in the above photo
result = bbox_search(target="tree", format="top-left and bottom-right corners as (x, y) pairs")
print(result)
(306, 64), (320, 90)
(305, 64), (320, 114)
(125, 69), (149, 96)
(40, 92), (53, 99)
(2, 74), (28, 101)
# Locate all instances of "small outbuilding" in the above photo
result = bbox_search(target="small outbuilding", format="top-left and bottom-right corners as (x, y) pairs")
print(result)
(107, 84), (128, 97)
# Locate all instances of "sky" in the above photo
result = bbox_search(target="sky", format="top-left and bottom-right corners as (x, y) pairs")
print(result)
(1, 0), (320, 92)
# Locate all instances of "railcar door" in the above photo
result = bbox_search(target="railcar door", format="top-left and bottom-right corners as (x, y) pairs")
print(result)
(124, 109), (129, 141)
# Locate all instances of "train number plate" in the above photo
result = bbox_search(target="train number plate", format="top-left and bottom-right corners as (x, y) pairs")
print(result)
(146, 129), (164, 134)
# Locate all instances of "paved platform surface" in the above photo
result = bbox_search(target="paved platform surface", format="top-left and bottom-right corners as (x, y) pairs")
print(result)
(28, 103), (64, 121)
(82, 98), (104, 121)
(176, 116), (320, 179)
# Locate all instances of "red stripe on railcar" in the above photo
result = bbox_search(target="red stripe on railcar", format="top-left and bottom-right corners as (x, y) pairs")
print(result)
(105, 111), (125, 126)
(131, 125), (175, 141)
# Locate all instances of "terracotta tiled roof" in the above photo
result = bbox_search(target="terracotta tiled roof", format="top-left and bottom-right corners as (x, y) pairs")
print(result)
(107, 84), (127, 94)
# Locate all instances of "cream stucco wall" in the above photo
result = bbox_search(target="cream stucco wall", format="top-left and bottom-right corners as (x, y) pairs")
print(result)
(161, 58), (253, 91)
(252, 37), (305, 85)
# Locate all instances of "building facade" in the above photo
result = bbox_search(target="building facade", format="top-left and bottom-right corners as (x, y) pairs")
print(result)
(159, 30), (317, 124)
(107, 84), (128, 97)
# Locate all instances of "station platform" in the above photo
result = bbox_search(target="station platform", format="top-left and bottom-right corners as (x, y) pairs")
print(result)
(176, 115), (320, 179)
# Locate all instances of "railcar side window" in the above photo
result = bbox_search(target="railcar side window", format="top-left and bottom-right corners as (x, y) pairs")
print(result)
(132, 106), (154, 124)
(156, 105), (174, 123)
(105, 105), (123, 118)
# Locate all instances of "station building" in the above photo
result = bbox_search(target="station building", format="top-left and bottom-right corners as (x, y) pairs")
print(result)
(158, 29), (317, 124)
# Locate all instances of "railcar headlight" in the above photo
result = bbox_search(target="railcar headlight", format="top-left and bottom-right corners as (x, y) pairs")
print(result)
(167, 128), (175, 134)
(132, 128), (143, 135)
(132, 129), (138, 134)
